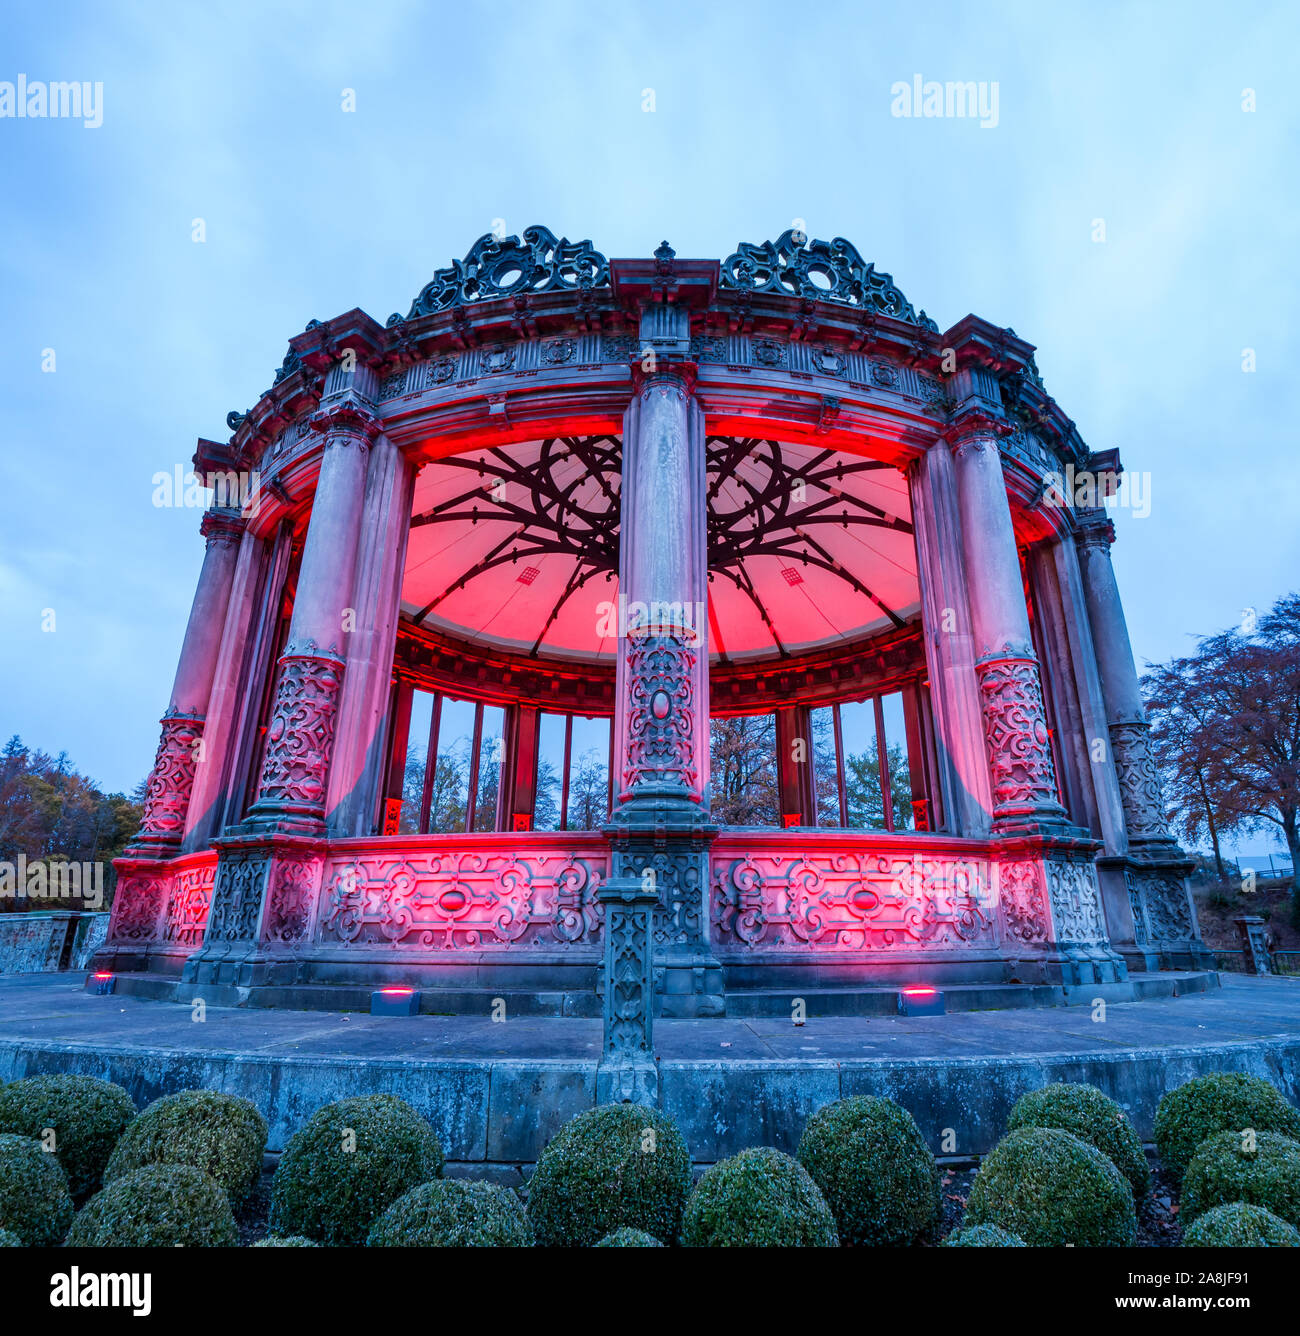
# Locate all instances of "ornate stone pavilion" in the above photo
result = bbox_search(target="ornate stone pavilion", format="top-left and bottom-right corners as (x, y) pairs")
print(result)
(99, 227), (1210, 1017)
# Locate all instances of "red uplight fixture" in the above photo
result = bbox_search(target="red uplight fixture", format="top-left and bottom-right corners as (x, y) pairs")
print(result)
(371, 987), (420, 1016)
(86, 972), (116, 996)
(897, 986), (945, 1017)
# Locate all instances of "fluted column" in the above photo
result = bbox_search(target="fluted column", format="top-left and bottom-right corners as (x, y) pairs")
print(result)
(606, 362), (721, 1018)
(245, 397), (379, 833)
(325, 432), (415, 835)
(130, 507), (244, 855)
(1075, 508), (1204, 957)
(910, 441), (994, 835)
(948, 416), (1066, 833)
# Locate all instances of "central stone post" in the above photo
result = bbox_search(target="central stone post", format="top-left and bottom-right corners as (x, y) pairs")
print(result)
(606, 357), (723, 1018)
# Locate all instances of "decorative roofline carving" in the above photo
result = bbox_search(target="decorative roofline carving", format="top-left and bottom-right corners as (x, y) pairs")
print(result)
(719, 229), (939, 331)
(391, 225), (610, 325)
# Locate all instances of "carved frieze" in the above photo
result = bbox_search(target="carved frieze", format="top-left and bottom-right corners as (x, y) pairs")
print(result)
(319, 848), (606, 949)
(1127, 867), (1195, 942)
(206, 853), (270, 943)
(161, 860), (217, 948)
(710, 847), (994, 951)
(1044, 859), (1107, 944)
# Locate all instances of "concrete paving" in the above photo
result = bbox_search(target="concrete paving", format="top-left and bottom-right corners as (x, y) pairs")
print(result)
(2, 972), (1299, 1163)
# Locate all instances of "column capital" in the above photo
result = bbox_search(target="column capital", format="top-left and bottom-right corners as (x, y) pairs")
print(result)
(630, 359), (698, 398)
(200, 507), (246, 548)
(1075, 508), (1117, 553)
(942, 408), (1012, 455)
(309, 396), (382, 447)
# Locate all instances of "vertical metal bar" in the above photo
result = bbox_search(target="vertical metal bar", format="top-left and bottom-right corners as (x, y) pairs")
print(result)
(465, 701), (483, 832)
(875, 694), (894, 831)
(560, 714), (573, 830)
(419, 693), (440, 834)
(832, 703), (849, 828)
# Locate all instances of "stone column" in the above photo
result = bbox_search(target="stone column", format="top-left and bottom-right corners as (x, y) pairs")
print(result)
(324, 432), (415, 835)
(605, 363), (722, 1017)
(245, 397), (379, 834)
(130, 507), (245, 856)
(948, 417), (1067, 834)
(184, 392), (378, 990)
(910, 442), (994, 836)
(1075, 509), (1206, 964)
(182, 528), (267, 852)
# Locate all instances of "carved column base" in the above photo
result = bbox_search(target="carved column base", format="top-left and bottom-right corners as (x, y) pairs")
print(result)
(1123, 851), (1213, 971)
(973, 655), (1072, 835)
(605, 803), (723, 1018)
(181, 834), (325, 989)
(127, 714), (206, 857)
(597, 874), (659, 1105)
(995, 841), (1127, 986)
(242, 651), (345, 837)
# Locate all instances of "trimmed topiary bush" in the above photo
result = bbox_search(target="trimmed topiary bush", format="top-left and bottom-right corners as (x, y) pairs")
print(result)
(1154, 1073), (1300, 1182)
(1181, 1130), (1300, 1227)
(595, 1227), (664, 1246)
(682, 1147), (839, 1247)
(0, 1075), (136, 1202)
(942, 1224), (1028, 1247)
(796, 1095), (939, 1246)
(270, 1094), (444, 1246)
(1007, 1083), (1150, 1201)
(66, 1164), (237, 1247)
(104, 1089), (267, 1204)
(964, 1127), (1136, 1247)
(251, 1235), (320, 1247)
(0, 1133), (73, 1246)
(368, 1179), (532, 1247)
(0, 1229), (21, 1246)
(1183, 1202), (1300, 1247)
(526, 1104), (691, 1248)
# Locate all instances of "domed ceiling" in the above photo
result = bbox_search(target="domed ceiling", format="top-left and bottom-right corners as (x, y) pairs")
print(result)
(401, 435), (919, 665)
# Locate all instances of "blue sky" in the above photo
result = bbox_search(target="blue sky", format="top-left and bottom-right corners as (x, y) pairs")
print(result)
(2, 1), (1296, 857)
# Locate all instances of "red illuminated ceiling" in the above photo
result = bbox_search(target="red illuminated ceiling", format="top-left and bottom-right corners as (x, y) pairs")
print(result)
(401, 436), (920, 664)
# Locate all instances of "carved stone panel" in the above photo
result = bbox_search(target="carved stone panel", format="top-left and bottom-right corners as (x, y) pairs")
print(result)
(710, 845), (995, 951)
(975, 655), (1061, 818)
(318, 846), (607, 949)
(1110, 721), (1174, 842)
(134, 714), (204, 847)
(255, 653), (345, 815)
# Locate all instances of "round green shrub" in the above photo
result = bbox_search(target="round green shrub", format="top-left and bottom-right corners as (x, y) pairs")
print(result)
(965, 1127), (1136, 1247)
(1007, 1083), (1150, 1201)
(1181, 1130), (1300, 1226)
(796, 1095), (939, 1246)
(941, 1224), (1028, 1247)
(0, 1075), (135, 1202)
(0, 1133), (73, 1246)
(368, 1179), (532, 1247)
(1183, 1202), (1300, 1247)
(682, 1147), (839, 1247)
(252, 1235), (320, 1247)
(1154, 1073), (1300, 1181)
(526, 1104), (691, 1248)
(66, 1164), (237, 1246)
(270, 1094), (443, 1246)
(0, 1228), (24, 1246)
(104, 1089), (267, 1204)
(594, 1227), (664, 1246)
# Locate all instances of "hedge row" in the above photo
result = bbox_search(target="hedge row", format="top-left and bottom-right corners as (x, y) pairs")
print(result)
(1, 1071), (1298, 1247)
